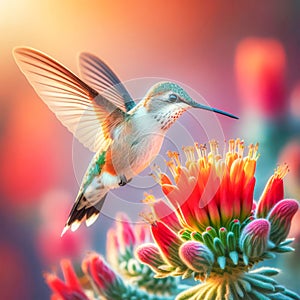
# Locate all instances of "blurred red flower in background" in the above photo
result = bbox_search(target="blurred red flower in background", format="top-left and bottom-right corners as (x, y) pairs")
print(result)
(235, 38), (287, 118)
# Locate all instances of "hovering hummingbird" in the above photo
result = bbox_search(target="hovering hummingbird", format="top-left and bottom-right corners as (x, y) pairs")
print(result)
(13, 47), (238, 235)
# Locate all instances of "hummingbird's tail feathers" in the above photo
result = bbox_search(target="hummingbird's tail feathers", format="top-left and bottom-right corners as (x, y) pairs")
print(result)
(61, 192), (106, 236)
(13, 47), (125, 153)
(78, 52), (136, 112)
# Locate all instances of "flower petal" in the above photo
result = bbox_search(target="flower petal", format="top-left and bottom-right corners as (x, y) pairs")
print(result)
(153, 200), (182, 233)
(151, 221), (183, 267)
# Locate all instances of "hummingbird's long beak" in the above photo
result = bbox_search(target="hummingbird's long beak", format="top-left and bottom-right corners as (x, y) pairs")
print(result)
(190, 102), (239, 119)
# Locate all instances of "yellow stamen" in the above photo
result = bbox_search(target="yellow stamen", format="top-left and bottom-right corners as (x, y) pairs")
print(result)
(208, 139), (223, 166)
(167, 151), (181, 166)
(237, 139), (245, 158)
(142, 193), (156, 204)
(247, 143), (260, 160)
(243, 143), (259, 183)
(139, 212), (157, 225)
(194, 143), (209, 169)
(274, 164), (289, 179)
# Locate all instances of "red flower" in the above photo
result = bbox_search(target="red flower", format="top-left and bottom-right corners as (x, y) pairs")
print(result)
(235, 38), (287, 118)
(152, 139), (259, 231)
(139, 139), (299, 299)
(151, 221), (183, 267)
(44, 260), (88, 300)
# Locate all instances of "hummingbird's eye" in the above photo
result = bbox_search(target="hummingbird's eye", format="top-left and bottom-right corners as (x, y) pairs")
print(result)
(169, 94), (178, 101)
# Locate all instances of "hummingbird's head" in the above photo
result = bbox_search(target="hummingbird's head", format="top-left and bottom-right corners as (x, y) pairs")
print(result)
(143, 81), (238, 131)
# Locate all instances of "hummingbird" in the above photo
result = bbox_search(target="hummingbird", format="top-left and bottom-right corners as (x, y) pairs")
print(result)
(13, 47), (238, 235)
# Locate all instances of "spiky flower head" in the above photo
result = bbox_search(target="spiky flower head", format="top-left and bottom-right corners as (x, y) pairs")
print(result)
(136, 139), (299, 300)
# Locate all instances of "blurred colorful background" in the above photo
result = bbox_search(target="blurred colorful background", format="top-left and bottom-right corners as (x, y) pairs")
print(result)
(1, 1), (300, 299)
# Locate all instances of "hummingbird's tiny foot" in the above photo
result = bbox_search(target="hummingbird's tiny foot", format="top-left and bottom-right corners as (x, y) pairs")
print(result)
(119, 175), (130, 186)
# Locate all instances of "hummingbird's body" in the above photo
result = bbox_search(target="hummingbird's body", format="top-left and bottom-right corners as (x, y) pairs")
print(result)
(13, 47), (238, 235)
(77, 105), (166, 224)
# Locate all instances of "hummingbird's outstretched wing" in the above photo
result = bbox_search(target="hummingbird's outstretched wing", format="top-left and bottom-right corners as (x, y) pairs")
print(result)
(13, 47), (126, 152)
(78, 52), (136, 112)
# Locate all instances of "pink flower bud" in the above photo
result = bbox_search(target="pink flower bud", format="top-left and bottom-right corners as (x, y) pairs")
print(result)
(268, 199), (299, 245)
(135, 243), (166, 274)
(179, 241), (214, 273)
(239, 219), (270, 259)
